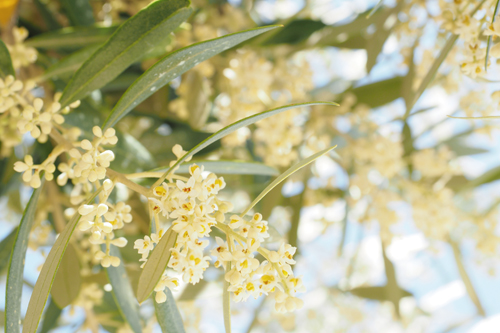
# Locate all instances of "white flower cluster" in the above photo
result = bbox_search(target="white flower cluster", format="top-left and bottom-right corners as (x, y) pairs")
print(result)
(216, 214), (306, 313)
(6, 27), (37, 69)
(135, 156), (305, 312)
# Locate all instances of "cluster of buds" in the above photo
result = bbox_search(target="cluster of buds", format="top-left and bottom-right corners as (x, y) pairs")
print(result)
(136, 157), (305, 312)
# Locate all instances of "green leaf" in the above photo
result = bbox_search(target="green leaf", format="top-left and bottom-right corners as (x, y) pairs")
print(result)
(441, 137), (488, 156)
(461, 165), (500, 190)
(36, 44), (101, 82)
(150, 160), (279, 176)
(39, 299), (62, 333)
(450, 241), (485, 316)
(25, 25), (118, 49)
(223, 262), (231, 333)
(5, 183), (44, 333)
(262, 19), (325, 45)
(33, 0), (62, 31)
(111, 131), (157, 173)
(0, 228), (17, 273)
(101, 24), (281, 130)
(22, 188), (102, 333)
(50, 243), (81, 308)
(349, 286), (412, 301)
(60, 0), (95, 26)
(485, 0), (500, 71)
(59, 0), (193, 107)
(104, 246), (142, 333)
(240, 146), (336, 216)
(136, 226), (177, 303)
(154, 102), (338, 186)
(351, 76), (404, 108)
(0, 40), (15, 79)
(154, 288), (186, 333)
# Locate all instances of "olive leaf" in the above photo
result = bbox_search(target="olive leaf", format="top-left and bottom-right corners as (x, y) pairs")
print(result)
(136, 226), (177, 303)
(154, 102), (338, 187)
(59, 0), (193, 106)
(5, 181), (44, 333)
(148, 160), (279, 177)
(22, 188), (102, 333)
(25, 25), (118, 49)
(50, 243), (82, 308)
(104, 246), (142, 333)
(240, 146), (336, 216)
(101, 24), (281, 130)
(0, 40), (15, 79)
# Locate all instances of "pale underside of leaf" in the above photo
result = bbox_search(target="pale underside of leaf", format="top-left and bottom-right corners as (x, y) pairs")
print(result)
(50, 243), (81, 308)
(154, 102), (338, 187)
(5, 183), (44, 333)
(59, 0), (192, 106)
(240, 146), (336, 216)
(104, 246), (142, 333)
(223, 262), (231, 333)
(136, 226), (177, 303)
(101, 24), (281, 130)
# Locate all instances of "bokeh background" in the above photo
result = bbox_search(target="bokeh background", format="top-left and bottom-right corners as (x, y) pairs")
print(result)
(3, 0), (500, 332)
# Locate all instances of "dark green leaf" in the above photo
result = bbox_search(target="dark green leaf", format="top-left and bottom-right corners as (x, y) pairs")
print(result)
(0, 228), (17, 273)
(102, 24), (280, 130)
(59, 0), (193, 106)
(25, 25), (119, 49)
(37, 44), (101, 82)
(351, 76), (404, 108)
(5, 182), (45, 333)
(39, 299), (62, 333)
(33, 0), (62, 31)
(263, 19), (325, 45)
(60, 0), (95, 26)
(0, 40), (15, 79)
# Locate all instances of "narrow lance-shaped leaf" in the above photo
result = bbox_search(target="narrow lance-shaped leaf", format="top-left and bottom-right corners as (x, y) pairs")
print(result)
(59, 0), (193, 107)
(36, 44), (101, 82)
(39, 299), (62, 333)
(485, 0), (500, 71)
(60, 0), (94, 27)
(240, 146), (336, 217)
(22, 188), (102, 333)
(50, 243), (82, 308)
(136, 226), (177, 303)
(147, 160), (279, 177)
(0, 39), (15, 79)
(104, 245), (142, 333)
(25, 25), (118, 49)
(150, 217), (186, 333)
(153, 102), (338, 188)
(154, 289), (186, 333)
(450, 240), (486, 316)
(223, 262), (232, 333)
(101, 24), (281, 130)
(5, 181), (45, 333)
(0, 228), (18, 273)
